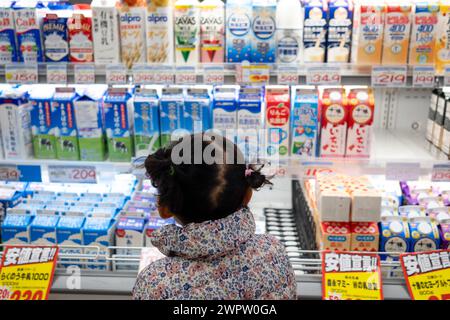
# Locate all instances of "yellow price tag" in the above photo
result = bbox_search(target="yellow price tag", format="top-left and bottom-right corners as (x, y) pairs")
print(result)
(400, 250), (450, 300)
(0, 246), (59, 300)
(322, 251), (384, 300)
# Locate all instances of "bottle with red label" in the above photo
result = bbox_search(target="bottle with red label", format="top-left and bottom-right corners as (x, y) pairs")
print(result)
(68, 4), (94, 63)
(265, 86), (290, 158)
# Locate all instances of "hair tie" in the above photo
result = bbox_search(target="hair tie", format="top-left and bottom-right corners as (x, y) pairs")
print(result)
(169, 165), (175, 176)
(245, 167), (254, 177)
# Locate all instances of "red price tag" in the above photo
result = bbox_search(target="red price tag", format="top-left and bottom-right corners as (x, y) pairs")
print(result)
(106, 64), (127, 85)
(5, 64), (38, 84)
(306, 66), (340, 86)
(372, 66), (407, 87)
(278, 66), (298, 85)
(0, 166), (20, 181)
(74, 64), (95, 84)
(432, 164), (450, 182)
(175, 66), (197, 85)
(47, 64), (67, 84)
(203, 65), (225, 85)
(413, 66), (435, 88)
(48, 165), (97, 184)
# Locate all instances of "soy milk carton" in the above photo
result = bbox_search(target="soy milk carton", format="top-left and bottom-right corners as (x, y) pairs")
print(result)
(327, 0), (353, 63)
(212, 85), (238, 139)
(409, 0), (439, 65)
(303, 0), (328, 63)
(174, 0), (200, 65)
(265, 86), (290, 158)
(30, 214), (60, 246)
(251, 0), (276, 63)
(43, 13), (70, 62)
(200, 0), (225, 63)
(0, 0), (18, 63)
(82, 217), (115, 270)
(435, 0), (450, 73)
(184, 86), (212, 133)
(382, 1), (412, 65)
(225, 0), (252, 63)
(160, 87), (184, 146)
(146, 0), (174, 64)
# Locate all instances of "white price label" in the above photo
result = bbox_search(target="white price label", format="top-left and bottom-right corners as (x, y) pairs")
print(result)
(0, 166), (20, 181)
(47, 64), (67, 84)
(203, 65), (225, 85)
(431, 164), (450, 182)
(106, 64), (127, 85)
(306, 66), (341, 86)
(152, 65), (174, 85)
(5, 63), (38, 84)
(386, 162), (420, 181)
(240, 63), (270, 85)
(74, 64), (95, 84)
(372, 66), (407, 87)
(175, 66), (197, 85)
(444, 66), (450, 86)
(278, 66), (298, 85)
(132, 64), (153, 85)
(412, 66), (435, 88)
(48, 165), (97, 184)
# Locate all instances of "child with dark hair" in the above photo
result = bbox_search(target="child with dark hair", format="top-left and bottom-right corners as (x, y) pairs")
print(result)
(132, 133), (296, 300)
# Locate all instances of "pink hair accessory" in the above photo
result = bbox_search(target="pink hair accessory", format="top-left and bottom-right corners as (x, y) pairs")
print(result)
(245, 167), (254, 177)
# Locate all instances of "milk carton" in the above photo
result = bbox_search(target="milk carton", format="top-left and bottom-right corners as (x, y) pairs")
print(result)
(74, 86), (107, 161)
(350, 221), (379, 252)
(351, 0), (386, 65)
(237, 86), (263, 162)
(56, 214), (85, 268)
(435, 1), (450, 73)
(160, 87), (184, 147)
(103, 88), (134, 162)
(30, 214), (60, 246)
(265, 86), (290, 158)
(0, 0), (18, 63)
(115, 216), (146, 256)
(345, 88), (374, 158)
(225, 0), (252, 63)
(133, 87), (161, 157)
(427, 89), (440, 142)
(42, 13), (69, 62)
(327, 0), (353, 63)
(68, 11), (94, 63)
(409, 0), (439, 65)
(184, 86), (212, 133)
(200, 0), (225, 63)
(145, 216), (175, 246)
(379, 215), (410, 274)
(319, 87), (347, 157)
(29, 86), (57, 159)
(320, 221), (351, 251)
(212, 85), (238, 139)
(118, 2), (147, 68)
(0, 88), (33, 159)
(53, 88), (80, 160)
(174, 0), (200, 65)
(251, 0), (276, 63)
(82, 217), (115, 270)
(303, 0), (328, 63)
(276, 0), (303, 64)
(409, 217), (441, 252)
(91, 0), (120, 64)
(382, 1), (412, 65)
(1, 213), (32, 245)
(146, 0), (174, 64)
(291, 88), (320, 158)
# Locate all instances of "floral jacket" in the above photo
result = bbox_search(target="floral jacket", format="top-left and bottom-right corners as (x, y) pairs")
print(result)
(132, 207), (297, 300)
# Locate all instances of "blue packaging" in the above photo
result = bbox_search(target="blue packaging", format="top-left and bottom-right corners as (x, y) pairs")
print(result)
(56, 214), (85, 268)
(160, 87), (185, 147)
(326, 0), (353, 63)
(251, 0), (276, 63)
(1, 213), (33, 245)
(42, 13), (69, 62)
(303, 0), (328, 63)
(82, 217), (115, 270)
(0, 1), (18, 63)
(30, 214), (60, 245)
(226, 0), (252, 62)
(184, 86), (212, 133)
(212, 85), (239, 141)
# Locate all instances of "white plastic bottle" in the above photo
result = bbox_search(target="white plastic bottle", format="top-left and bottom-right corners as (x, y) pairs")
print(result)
(174, 0), (200, 65)
(276, 0), (303, 64)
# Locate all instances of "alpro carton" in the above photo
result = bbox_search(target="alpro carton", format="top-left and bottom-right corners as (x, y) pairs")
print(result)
(0, 0), (18, 63)
(409, 0), (440, 65)
(103, 88), (134, 162)
(133, 87), (161, 157)
(303, 0), (328, 63)
(82, 217), (115, 270)
(53, 88), (80, 160)
(160, 87), (184, 147)
(29, 86), (57, 159)
(42, 13), (70, 62)
(13, 0), (44, 63)
(251, 0), (276, 63)
(115, 216), (146, 256)
(91, 0), (121, 64)
(409, 217), (441, 252)
(56, 214), (85, 268)
(0, 87), (33, 159)
(30, 214), (60, 246)
(146, 0), (174, 64)
(74, 86), (107, 162)
(212, 85), (238, 139)
(1, 213), (33, 245)
(327, 0), (353, 63)
(226, 0), (252, 63)
(350, 221), (379, 252)
(291, 88), (320, 158)
(184, 86), (212, 133)
(265, 86), (290, 158)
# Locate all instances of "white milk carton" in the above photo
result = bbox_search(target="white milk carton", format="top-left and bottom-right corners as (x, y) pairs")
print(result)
(226, 0), (252, 63)
(91, 0), (121, 64)
(1, 213), (33, 245)
(115, 216), (146, 256)
(146, 0), (174, 64)
(251, 0), (276, 63)
(0, 0), (18, 63)
(82, 217), (115, 270)
(30, 214), (60, 246)
(56, 214), (85, 268)
(276, 0), (303, 64)
(212, 85), (238, 141)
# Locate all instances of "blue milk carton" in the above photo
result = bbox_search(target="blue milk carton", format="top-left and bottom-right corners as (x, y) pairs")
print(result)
(42, 13), (69, 62)
(160, 87), (185, 147)
(326, 0), (353, 63)
(291, 87), (320, 158)
(115, 216), (145, 257)
(56, 214), (85, 268)
(184, 86), (212, 134)
(103, 88), (134, 162)
(53, 87), (80, 160)
(212, 85), (238, 141)
(226, 0), (252, 63)
(82, 217), (115, 270)
(133, 87), (161, 158)
(30, 214), (60, 246)
(0, 0), (19, 63)
(251, 0), (276, 63)
(13, 0), (45, 63)
(408, 217), (441, 252)
(29, 86), (57, 159)
(303, 0), (328, 63)
(1, 213), (33, 245)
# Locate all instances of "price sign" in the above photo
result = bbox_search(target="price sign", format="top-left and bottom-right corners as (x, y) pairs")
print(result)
(203, 65), (225, 85)
(0, 246), (59, 300)
(0, 165), (42, 182)
(239, 63), (270, 85)
(132, 64), (153, 85)
(278, 65), (298, 85)
(151, 65), (174, 85)
(413, 66), (435, 88)
(5, 64), (38, 84)
(322, 251), (383, 300)
(0, 166), (20, 181)
(46, 64), (67, 84)
(106, 63), (127, 85)
(432, 164), (450, 182)
(401, 250), (450, 300)
(386, 162), (421, 181)
(175, 65), (197, 85)
(74, 64), (95, 84)
(306, 66), (341, 86)
(48, 165), (97, 184)
(372, 66), (407, 87)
